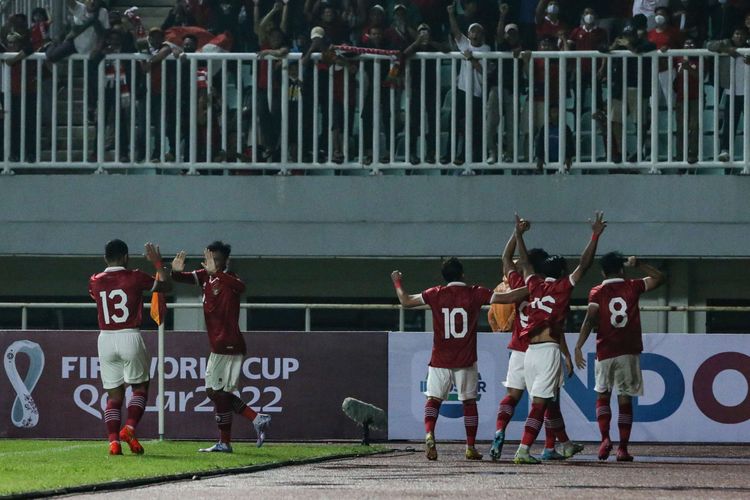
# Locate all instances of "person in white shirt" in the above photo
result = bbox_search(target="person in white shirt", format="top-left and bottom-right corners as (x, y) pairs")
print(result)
(47, 0), (109, 63)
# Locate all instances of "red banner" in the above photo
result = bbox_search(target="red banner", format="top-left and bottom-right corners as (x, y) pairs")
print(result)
(0, 331), (388, 441)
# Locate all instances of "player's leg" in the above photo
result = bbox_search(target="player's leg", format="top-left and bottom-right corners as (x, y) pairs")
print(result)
(199, 353), (237, 453)
(98, 332), (125, 455)
(615, 354), (642, 461)
(514, 344), (555, 464)
(424, 366), (450, 461)
(542, 394), (584, 460)
(227, 356), (272, 447)
(456, 364), (481, 460)
(595, 356), (616, 460)
(492, 350), (526, 460)
(616, 394), (634, 461)
(119, 331), (150, 454)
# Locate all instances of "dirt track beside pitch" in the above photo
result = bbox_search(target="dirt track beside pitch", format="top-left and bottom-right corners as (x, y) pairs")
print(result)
(76, 443), (750, 499)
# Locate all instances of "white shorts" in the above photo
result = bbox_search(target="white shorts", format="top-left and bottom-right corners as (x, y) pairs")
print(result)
(503, 350), (526, 391)
(97, 329), (150, 390)
(595, 354), (643, 397)
(524, 343), (564, 399)
(425, 363), (478, 401)
(205, 353), (243, 392)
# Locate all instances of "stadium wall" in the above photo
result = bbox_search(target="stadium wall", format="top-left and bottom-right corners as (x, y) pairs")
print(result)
(0, 175), (748, 257)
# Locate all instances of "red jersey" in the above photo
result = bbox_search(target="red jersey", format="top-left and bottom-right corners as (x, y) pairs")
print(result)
(536, 17), (568, 41)
(421, 282), (493, 368)
(507, 271), (531, 352)
(588, 278), (647, 361)
(89, 267), (156, 331)
(647, 27), (682, 71)
(673, 57), (700, 102)
(173, 269), (246, 355)
(520, 275), (575, 341)
(569, 25), (608, 75)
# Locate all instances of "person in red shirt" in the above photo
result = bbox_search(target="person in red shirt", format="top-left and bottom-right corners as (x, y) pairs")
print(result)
(89, 239), (171, 455)
(648, 6), (683, 108)
(391, 258), (527, 461)
(575, 252), (665, 462)
(511, 211), (606, 464)
(674, 37), (700, 166)
(171, 241), (271, 453)
(535, 0), (569, 43)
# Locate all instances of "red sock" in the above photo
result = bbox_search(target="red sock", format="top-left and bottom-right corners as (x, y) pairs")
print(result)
(125, 390), (147, 429)
(520, 402), (546, 447)
(545, 404), (569, 443)
(105, 399), (122, 442)
(596, 399), (611, 441)
(214, 392), (233, 444)
(230, 394), (258, 421)
(496, 395), (518, 432)
(618, 402), (633, 449)
(424, 398), (441, 435)
(543, 416), (556, 449)
(463, 401), (478, 447)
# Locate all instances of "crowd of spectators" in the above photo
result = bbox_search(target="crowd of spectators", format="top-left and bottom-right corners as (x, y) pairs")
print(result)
(2, 0), (750, 169)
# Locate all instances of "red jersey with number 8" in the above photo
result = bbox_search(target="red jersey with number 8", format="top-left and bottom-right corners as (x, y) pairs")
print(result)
(588, 278), (647, 360)
(421, 283), (494, 368)
(89, 267), (156, 331)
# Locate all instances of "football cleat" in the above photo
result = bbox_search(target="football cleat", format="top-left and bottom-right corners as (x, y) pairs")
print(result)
(465, 446), (483, 461)
(513, 448), (541, 464)
(489, 429), (505, 461)
(541, 448), (565, 460)
(119, 426), (144, 455)
(425, 432), (438, 461)
(616, 448), (634, 462)
(598, 438), (613, 461)
(253, 413), (272, 448)
(559, 442), (585, 459)
(108, 441), (123, 455)
(198, 441), (233, 453)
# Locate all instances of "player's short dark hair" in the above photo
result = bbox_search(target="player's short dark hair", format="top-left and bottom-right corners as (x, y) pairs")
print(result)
(441, 257), (464, 283)
(528, 248), (549, 274)
(207, 240), (232, 259)
(104, 239), (128, 261)
(600, 251), (626, 276)
(542, 255), (567, 279)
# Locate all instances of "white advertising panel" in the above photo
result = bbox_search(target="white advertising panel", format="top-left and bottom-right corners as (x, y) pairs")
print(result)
(388, 332), (750, 442)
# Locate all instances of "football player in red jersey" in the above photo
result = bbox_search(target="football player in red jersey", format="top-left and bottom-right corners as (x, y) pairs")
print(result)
(89, 239), (172, 455)
(171, 241), (271, 453)
(391, 257), (528, 461)
(575, 252), (665, 462)
(511, 211), (606, 464)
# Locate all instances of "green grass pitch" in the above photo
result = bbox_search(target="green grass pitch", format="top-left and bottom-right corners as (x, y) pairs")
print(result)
(0, 440), (383, 496)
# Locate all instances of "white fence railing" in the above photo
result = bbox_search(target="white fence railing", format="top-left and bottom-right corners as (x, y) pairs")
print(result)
(1, 49), (749, 174)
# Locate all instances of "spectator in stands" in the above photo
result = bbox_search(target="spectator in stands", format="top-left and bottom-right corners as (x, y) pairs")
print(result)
(300, 26), (329, 160)
(30, 7), (51, 52)
(4, 25), (37, 162)
(162, 0), (197, 30)
(569, 7), (608, 119)
(385, 3), (414, 50)
(359, 4), (386, 43)
(671, 0), (707, 44)
(648, 6), (682, 109)
(254, 0), (290, 162)
(633, 0), (670, 30)
(305, 0), (350, 44)
(411, 0), (450, 42)
(361, 24), (395, 164)
(185, 0), (217, 31)
(707, 26), (750, 164)
(47, 0), (109, 63)
(404, 22), (449, 164)
(534, 106), (573, 172)
(95, 29), (133, 162)
(674, 37), (700, 166)
(536, 0), (569, 43)
(447, 1), (489, 165)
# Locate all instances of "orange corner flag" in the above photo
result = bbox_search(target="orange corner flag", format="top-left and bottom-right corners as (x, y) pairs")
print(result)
(151, 291), (167, 326)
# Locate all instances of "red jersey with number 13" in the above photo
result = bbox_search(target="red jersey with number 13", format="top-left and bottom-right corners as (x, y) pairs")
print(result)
(89, 267), (156, 330)
(588, 278), (647, 360)
(421, 283), (493, 368)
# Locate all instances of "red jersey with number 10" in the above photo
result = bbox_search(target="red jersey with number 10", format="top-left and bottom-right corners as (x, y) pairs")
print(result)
(89, 267), (156, 331)
(421, 282), (493, 368)
(520, 275), (575, 341)
(588, 278), (647, 360)
(507, 271), (531, 352)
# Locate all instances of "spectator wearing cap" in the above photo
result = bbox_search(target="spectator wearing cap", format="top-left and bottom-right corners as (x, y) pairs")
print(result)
(360, 4), (386, 43)
(404, 22), (449, 164)
(300, 25), (328, 160)
(447, 1), (490, 165)
(385, 3), (415, 50)
(648, 6), (683, 109)
(535, 0), (569, 44)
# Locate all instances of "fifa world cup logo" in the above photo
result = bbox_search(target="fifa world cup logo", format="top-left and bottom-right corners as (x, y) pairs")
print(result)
(4, 340), (45, 428)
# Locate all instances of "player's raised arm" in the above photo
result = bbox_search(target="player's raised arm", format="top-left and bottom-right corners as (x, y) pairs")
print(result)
(575, 303), (599, 369)
(626, 256), (666, 292)
(502, 231), (518, 278)
(490, 286), (528, 304)
(145, 242), (172, 293)
(170, 250), (200, 285)
(513, 214), (534, 279)
(391, 271), (425, 308)
(570, 211), (607, 285)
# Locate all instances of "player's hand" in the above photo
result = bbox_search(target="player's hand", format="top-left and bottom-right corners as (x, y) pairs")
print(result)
(171, 250), (187, 272)
(590, 210), (606, 235)
(564, 354), (574, 378)
(499, 3), (509, 16)
(202, 248), (218, 275)
(514, 213), (530, 234)
(391, 270), (403, 287)
(574, 347), (586, 369)
(144, 242), (163, 266)
(625, 255), (638, 267)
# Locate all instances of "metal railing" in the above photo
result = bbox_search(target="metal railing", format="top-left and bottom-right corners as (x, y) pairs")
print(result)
(1, 49), (749, 174)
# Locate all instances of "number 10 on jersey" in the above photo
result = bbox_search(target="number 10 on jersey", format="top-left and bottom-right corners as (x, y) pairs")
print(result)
(442, 308), (468, 339)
